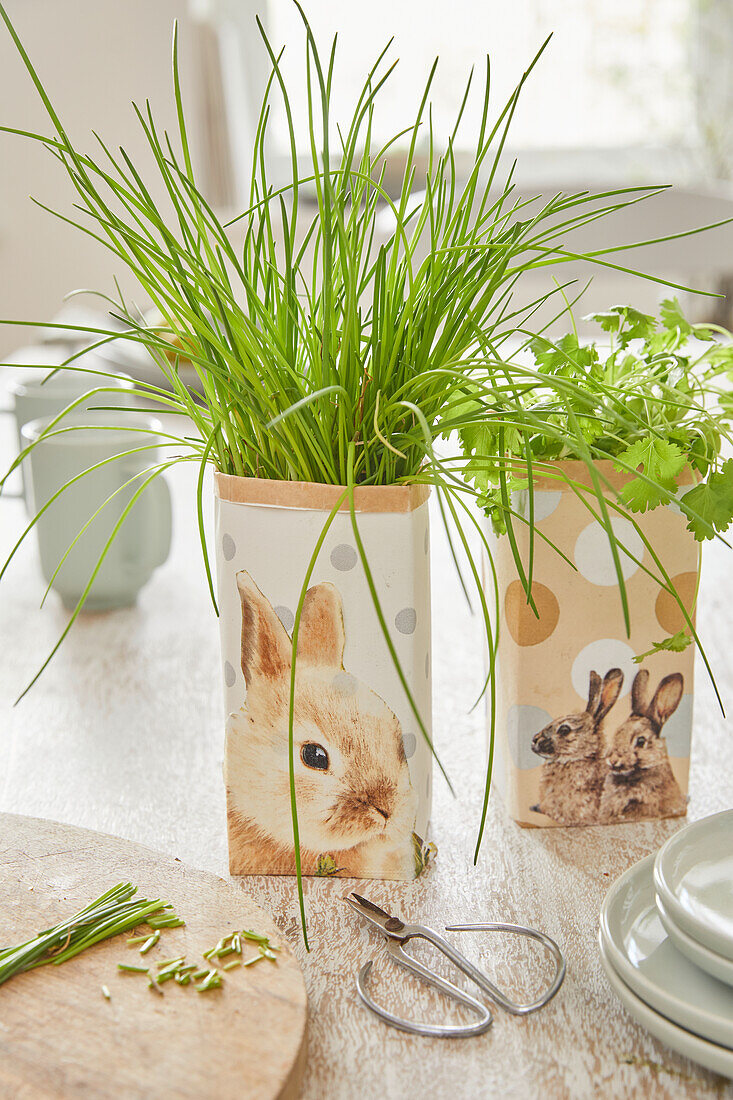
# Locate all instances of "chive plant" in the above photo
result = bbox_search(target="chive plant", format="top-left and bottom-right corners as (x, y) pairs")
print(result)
(0, 3), (728, 937)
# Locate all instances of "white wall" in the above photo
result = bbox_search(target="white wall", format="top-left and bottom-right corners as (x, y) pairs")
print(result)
(0, 0), (200, 354)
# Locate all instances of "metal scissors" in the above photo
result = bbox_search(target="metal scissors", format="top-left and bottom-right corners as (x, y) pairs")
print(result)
(346, 892), (566, 1038)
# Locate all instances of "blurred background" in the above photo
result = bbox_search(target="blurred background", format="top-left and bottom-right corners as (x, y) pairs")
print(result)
(2, 0), (733, 355)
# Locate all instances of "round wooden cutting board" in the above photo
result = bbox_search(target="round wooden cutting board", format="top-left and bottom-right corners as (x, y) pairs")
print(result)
(0, 814), (307, 1100)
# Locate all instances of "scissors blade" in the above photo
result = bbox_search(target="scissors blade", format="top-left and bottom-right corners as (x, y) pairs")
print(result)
(346, 892), (406, 937)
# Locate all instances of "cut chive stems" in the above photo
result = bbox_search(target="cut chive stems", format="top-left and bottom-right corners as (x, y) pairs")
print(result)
(138, 932), (160, 955)
(0, 883), (177, 987)
(222, 960), (241, 971)
(126, 935), (150, 946)
(101, 984), (111, 999)
(195, 969), (223, 992)
(156, 956), (185, 969)
(242, 930), (270, 944)
(117, 963), (149, 974)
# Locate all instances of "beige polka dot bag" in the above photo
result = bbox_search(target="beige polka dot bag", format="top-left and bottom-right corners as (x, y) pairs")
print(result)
(489, 460), (698, 828)
(214, 474), (432, 879)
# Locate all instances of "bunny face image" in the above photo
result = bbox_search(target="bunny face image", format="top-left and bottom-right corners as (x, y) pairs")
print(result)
(225, 571), (418, 872)
(532, 669), (623, 761)
(605, 670), (683, 778)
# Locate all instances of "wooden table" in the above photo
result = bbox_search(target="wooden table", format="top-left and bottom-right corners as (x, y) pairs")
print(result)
(1, 380), (732, 1099)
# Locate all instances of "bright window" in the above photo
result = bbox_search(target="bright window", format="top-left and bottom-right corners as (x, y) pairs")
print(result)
(265, 0), (694, 153)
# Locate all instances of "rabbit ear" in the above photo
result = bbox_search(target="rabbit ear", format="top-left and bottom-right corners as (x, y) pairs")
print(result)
(631, 669), (650, 716)
(595, 668), (624, 721)
(236, 570), (291, 685)
(648, 673), (684, 730)
(586, 670), (602, 714)
(297, 582), (346, 668)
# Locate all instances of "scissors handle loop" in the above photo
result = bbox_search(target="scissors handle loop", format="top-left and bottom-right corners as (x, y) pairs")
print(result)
(356, 951), (493, 1038)
(444, 922), (566, 1015)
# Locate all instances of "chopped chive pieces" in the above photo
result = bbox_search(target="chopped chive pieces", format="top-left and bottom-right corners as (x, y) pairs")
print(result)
(156, 957), (185, 969)
(192, 968), (209, 981)
(148, 917), (185, 929)
(139, 932), (160, 955)
(147, 978), (164, 995)
(215, 946), (235, 959)
(242, 929), (269, 944)
(126, 935), (150, 946)
(243, 954), (264, 967)
(258, 945), (277, 962)
(222, 960), (241, 971)
(101, 985), (111, 999)
(118, 963), (149, 974)
(195, 969), (223, 992)
(175, 972), (191, 986)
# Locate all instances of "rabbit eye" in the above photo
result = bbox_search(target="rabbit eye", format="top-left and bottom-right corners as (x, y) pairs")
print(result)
(557, 724), (571, 737)
(635, 736), (646, 748)
(301, 742), (329, 771)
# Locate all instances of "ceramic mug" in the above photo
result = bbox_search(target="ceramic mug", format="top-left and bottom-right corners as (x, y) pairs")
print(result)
(3, 360), (135, 504)
(21, 412), (172, 611)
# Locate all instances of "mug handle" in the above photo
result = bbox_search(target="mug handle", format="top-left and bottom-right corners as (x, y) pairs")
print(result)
(0, 405), (24, 499)
(143, 474), (173, 570)
(117, 469), (172, 575)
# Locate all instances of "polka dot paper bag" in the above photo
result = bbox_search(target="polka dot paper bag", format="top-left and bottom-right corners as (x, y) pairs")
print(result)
(489, 460), (699, 828)
(214, 474), (432, 878)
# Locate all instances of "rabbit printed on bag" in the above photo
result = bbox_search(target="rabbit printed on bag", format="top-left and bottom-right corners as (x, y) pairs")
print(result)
(599, 669), (687, 822)
(529, 668), (624, 826)
(225, 570), (418, 879)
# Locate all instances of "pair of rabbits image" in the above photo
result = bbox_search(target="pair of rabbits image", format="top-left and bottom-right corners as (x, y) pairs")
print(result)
(530, 667), (687, 826)
(225, 571), (418, 879)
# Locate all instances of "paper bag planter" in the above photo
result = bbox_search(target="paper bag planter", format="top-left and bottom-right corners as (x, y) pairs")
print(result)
(215, 474), (432, 878)
(488, 461), (698, 828)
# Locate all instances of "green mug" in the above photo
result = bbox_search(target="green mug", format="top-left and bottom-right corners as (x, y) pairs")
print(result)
(5, 362), (135, 506)
(21, 411), (172, 611)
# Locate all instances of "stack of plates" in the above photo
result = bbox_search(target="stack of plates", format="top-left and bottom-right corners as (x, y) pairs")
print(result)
(599, 810), (733, 1079)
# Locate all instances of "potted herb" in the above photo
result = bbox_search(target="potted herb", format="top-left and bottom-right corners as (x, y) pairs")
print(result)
(459, 302), (733, 827)
(0, 7), (727, 930)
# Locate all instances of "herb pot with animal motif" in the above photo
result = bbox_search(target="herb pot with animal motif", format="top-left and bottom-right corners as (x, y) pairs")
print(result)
(486, 460), (698, 827)
(214, 474), (433, 877)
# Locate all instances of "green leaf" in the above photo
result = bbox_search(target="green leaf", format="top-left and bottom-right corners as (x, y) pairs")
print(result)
(412, 831), (437, 877)
(659, 296), (692, 338)
(617, 437), (686, 481)
(615, 437), (686, 512)
(681, 460), (733, 539)
(530, 333), (599, 377)
(314, 854), (344, 876)
(632, 630), (692, 663)
(586, 305), (656, 346)
(619, 475), (677, 513)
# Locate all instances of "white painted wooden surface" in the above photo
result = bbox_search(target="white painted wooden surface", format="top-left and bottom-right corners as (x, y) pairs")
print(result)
(1, 379), (732, 1099)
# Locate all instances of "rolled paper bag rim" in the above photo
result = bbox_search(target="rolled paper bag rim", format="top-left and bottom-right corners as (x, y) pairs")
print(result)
(503, 457), (698, 494)
(214, 471), (431, 514)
